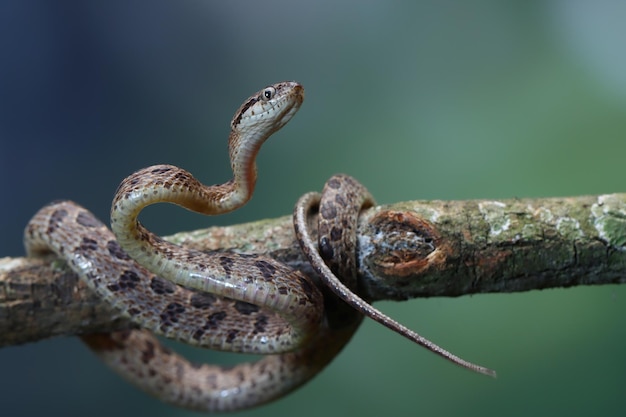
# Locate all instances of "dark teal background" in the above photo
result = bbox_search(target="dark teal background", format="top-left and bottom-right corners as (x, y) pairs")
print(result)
(1, 2), (626, 416)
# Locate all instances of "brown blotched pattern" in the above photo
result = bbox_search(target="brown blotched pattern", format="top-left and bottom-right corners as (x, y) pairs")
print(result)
(294, 175), (375, 330)
(26, 202), (300, 352)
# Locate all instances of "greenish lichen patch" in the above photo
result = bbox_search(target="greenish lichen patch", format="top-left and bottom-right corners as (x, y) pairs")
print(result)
(591, 194), (626, 251)
(521, 223), (540, 240)
(555, 217), (584, 239)
(478, 201), (510, 237)
(535, 206), (555, 223)
(413, 206), (441, 223)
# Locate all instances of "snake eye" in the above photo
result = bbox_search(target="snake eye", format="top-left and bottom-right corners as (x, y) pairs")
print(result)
(262, 87), (276, 101)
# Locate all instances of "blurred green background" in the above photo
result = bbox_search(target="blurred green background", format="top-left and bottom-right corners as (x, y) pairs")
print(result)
(1, 1), (626, 416)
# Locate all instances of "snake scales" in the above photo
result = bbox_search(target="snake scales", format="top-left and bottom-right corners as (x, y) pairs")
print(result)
(24, 81), (493, 412)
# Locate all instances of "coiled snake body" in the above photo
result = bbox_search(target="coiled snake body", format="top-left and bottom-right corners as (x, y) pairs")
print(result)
(25, 81), (493, 412)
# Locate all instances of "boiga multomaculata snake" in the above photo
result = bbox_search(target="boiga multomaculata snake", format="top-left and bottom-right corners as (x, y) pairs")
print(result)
(24, 81), (494, 412)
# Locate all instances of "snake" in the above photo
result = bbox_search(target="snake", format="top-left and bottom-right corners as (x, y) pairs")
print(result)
(24, 81), (493, 412)
(24, 82), (355, 411)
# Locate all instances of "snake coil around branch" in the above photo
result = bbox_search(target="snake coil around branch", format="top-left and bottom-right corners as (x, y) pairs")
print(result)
(23, 81), (493, 412)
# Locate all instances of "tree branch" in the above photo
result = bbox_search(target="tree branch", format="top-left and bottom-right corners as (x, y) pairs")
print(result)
(2, 193), (625, 347)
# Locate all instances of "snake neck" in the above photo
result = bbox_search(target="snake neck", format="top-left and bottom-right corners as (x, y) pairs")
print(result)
(109, 124), (270, 278)
(226, 125), (271, 210)
(110, 163), (250, 270)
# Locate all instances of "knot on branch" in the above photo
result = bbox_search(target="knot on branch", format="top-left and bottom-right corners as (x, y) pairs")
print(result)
(360, 210), (448, 299)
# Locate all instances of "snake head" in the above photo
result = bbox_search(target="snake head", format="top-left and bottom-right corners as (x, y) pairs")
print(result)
(231, 81), (304, 135)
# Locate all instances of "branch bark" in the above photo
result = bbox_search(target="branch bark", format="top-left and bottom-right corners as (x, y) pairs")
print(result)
(2, 193), (625, 347)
